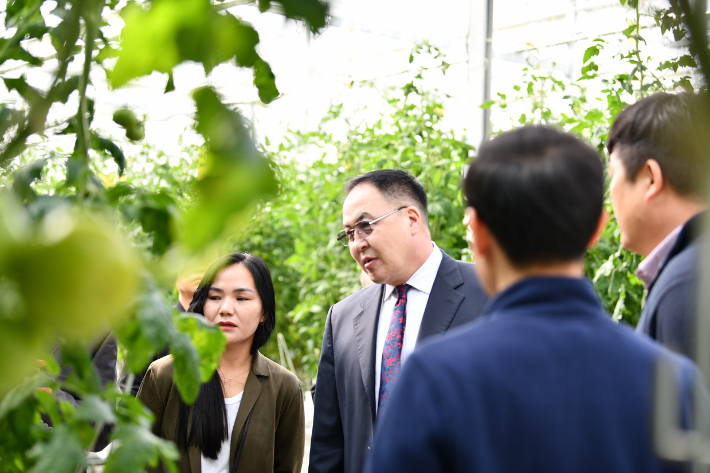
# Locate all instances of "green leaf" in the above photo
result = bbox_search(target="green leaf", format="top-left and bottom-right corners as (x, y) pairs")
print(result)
(112, 0), (262, 88)
(622, 24), (637, 37)
(271, 0), (328, 32)
(117, 283), (175, 373)
(183, 87), (277, 250)
(93, 136), (126, 175)
(583, 45), (600, 63)
(137, 192), (179, 255)
(0, 373), (47, 421)
(27, 425), (85, 473)
(165, 71), (175, 93)
(104, 425), (179, 473)
(678, 54), (697, 68)
(169, 331), (201, 404)
(3, 76), (43, 104)
(74, 395), (116, 424)
(0, 105), (24, 140)
(581, 62), (599, 75)
(12, 158), (47, 202)
(253, 57), (279, 103)
(106, 182), (136, 204)
(174, 313), (226, 382)
(95, 44), (120, 64)
(48, 76), (80, 104)
(0, 40), (43, 67)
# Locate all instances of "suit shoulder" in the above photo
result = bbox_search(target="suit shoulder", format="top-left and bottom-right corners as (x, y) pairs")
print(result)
(260, 354), (302, 392)
(649, 243), (699, 306)
(658, 242), (699, 281)
(147, 354), (175, 379)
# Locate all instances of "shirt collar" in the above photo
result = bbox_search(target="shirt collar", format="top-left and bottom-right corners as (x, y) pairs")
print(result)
(484, 276), (603, 318)
(635, 224), (683, 288)
(384, 242), (442, 300)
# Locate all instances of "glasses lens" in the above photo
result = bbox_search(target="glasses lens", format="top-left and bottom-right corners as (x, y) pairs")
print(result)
(357, 222), (373, 236)
(337, 230), (350, 246)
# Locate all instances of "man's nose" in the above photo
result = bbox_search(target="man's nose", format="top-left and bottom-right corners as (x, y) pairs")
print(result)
(352, 234), (369, 251)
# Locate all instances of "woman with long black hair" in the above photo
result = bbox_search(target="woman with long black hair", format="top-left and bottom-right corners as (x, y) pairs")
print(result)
(137, 252), (304, 473)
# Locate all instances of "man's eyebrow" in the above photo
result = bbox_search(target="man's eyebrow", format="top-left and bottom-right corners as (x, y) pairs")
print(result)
(344, 212), (374, 228)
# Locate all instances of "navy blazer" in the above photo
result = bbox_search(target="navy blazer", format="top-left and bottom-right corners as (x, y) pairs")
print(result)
(369, 277), (696, 473)
(309, 250), (488, 473)
(637, 212), (705, 357)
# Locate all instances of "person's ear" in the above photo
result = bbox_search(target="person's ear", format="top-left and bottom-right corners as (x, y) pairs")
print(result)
(467, 207), (492, 257)
(644, 159), (665, 201)
(587, 208), (610, 248)
(406, 206), (424, 235)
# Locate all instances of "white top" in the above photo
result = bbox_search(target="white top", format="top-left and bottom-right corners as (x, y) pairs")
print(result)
(201, 391), (244, 473)
(375, 243), (442, 411)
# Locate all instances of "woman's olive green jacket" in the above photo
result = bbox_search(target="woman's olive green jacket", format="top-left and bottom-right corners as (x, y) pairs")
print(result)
(137, 352), (305, 473)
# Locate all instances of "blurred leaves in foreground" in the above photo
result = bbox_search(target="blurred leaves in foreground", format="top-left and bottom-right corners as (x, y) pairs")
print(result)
(0, 0), (327, 469)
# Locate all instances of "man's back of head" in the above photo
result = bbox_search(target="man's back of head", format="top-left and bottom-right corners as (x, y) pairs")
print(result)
(464, 125), (605, 293)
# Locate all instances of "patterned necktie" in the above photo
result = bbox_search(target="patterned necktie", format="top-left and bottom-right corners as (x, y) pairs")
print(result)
(378, 284), (410, 411)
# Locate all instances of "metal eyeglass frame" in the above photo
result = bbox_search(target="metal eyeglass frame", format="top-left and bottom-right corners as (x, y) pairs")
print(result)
(336, 206), (406, 246)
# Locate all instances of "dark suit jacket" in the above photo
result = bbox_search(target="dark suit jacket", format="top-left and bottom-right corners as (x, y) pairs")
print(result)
(369, 277), (696, 473)
(137, 352), (305, 473)
(309, 249), (488, 473)
(636, 212), (704, 358)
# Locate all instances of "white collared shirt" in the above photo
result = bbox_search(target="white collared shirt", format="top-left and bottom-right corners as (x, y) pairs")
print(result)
(374, 242), (442, 411)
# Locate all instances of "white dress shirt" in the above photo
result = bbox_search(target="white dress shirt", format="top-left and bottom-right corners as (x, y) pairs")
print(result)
(374, 242), (442, 411)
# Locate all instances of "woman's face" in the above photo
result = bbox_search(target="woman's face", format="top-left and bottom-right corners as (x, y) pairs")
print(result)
(203, 263), (264, 348)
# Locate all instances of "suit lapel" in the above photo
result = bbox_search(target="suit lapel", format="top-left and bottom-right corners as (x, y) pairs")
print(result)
(417, 252), (465, 342)
(188, 429), (201, 472)
(185, 355), (268, 472)
(228, 355), (268, 467)
(352, 285), (384, 422)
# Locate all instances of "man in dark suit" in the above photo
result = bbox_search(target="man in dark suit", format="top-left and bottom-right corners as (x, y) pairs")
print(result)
(369, 126), (698, 473)
(309, 169), (488, 473)
(607, 93), (707, 357)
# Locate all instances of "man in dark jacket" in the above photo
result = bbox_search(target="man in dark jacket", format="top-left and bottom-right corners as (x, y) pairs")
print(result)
(368, 126), (698, 473)
(607, 92), (708, 357)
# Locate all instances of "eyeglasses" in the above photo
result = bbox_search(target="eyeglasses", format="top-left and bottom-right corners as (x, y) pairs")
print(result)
(337, 207), (406, 246)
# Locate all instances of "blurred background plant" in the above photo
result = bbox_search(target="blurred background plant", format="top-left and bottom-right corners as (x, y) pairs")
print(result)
(0, 0), (327, 470)
(0, 0), (708, 470)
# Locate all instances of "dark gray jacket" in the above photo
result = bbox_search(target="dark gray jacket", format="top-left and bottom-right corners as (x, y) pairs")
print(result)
(636, 212), (704, 358)
(309, 250), (488, 473)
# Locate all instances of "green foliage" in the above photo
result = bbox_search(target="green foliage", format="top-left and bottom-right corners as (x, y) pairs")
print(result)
(483, 0), (709, 326)
(0, 0), (327, 470)
(183, 87), (278, 251)
(235, 47), (472, 381)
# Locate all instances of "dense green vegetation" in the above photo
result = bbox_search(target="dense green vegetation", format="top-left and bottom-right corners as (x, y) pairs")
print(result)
(0, 0), (707, 470)
(0, 0), (326, 470)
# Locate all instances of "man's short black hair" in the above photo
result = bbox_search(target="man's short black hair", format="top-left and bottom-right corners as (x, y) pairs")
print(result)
(464, 125), (604, 268)
(607, 92), (709, 197)
(345, 169), (428, 222)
